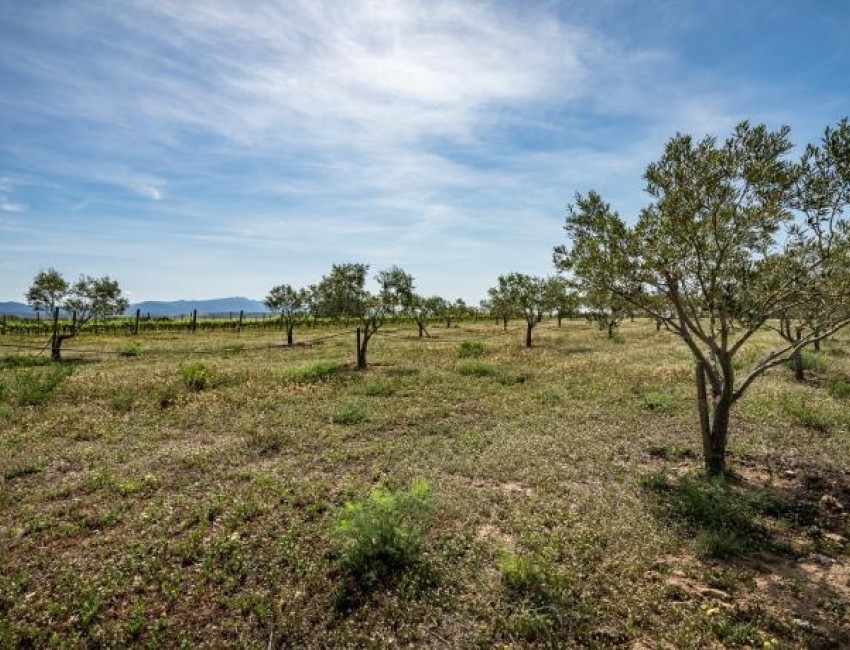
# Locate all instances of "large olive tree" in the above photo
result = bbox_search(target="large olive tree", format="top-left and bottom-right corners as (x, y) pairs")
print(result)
(557, 120), (850, 476)
(26, 270), (128, 361)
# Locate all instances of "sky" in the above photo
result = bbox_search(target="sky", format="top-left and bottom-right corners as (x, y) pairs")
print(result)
(1, 1), (849, 303)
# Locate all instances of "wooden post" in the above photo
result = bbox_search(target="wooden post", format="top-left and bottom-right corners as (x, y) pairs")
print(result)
(1, 314), (5, 335)
(135, 308), (141, 336)
(191, 309), (198, 333)
(238, 310), (244, 332)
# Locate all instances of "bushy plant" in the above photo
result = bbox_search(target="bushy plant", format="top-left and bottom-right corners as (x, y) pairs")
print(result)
(180, 362), (213, 391)
(331, 402), (367, 425)
(458, 340), (485, 359)
(282, 361), (344, 384)
(2, 366), (72, 406)
(118, 342), (141, 357)
(826, 377), (850, 399)
(495, 370), (528, 386)
(333, 479), (432, 584)
(456, 359), (496, 377)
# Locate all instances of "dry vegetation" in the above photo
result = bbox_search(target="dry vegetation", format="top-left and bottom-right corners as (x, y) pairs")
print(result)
(1, 319), (849, 647)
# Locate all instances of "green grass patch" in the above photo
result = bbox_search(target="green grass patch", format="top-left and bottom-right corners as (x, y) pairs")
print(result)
(455, 359), (496, 377)
(826, 377), (850, 399)
(282, 361), (344, 384)
(362, 379), (397, 397)
(0, 365), (72, 406)
(330, 402), (367, 425)
(0, 355), (52, 369)
(783, 397), (836, 433)
(457, 340), (485, 358)
(495, 370), (529, 386)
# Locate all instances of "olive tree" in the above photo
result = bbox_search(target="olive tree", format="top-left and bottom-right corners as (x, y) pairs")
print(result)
(411, 295), (444, 338)
(26, 271), (128, 361)
(543, 276), (579, 327)
(557, 121), (850, 476)
(264, 284), (309, 346)
(490, 273), (547, 347)
(312, 263), (413, 369)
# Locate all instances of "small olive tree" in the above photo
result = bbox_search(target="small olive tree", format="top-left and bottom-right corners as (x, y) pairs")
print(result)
(264, 284), (309, 346)
(489, 273), (547, 347)
(557, 120), (850, 476)
(543, 276), (579, 327)
(312, 263), (413, 369)
(26, 270), (128, 361)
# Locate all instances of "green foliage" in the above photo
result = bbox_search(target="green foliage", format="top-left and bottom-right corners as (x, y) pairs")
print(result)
(362, 379), (397, 397)
(783, 397), (835, 433)
(456, 359), (496, 377)
(643, 472), (776, 558)
(539, 388), (561, 405)
(153, 384), (178, 408)
(495, 370), (528, 386)
(3, 461), (43, 480)
(333, 479), (432, 584)
(788, 351), (829, 374)
(180, 362), (213, 391)
(0, 355), (51, 369)
(282, 361), (344, 384)
(639, 391), (677, 413)
(826, 377), (850, 399)
(457, 340), (485, 359)
(0, 366), (72, 406)
(118, 342), (142, 357)
(331, 402), (367, 425)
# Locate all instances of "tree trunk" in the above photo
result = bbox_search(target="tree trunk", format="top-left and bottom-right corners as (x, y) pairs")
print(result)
(557, 313), (563, 327)
(358, 333), (370, 369)
(287, 325), (294, 347)
(525, 322), (533, 348)
(607, 321), (614, 339)
(656, 318), (662, 332)
(791, 349), (805, 381)
(418, 321), (424, 338)
(502, 317), (507, 330)
(695, 360), (730, 476)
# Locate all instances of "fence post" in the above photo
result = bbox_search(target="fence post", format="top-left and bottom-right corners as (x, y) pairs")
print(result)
(135, 308), (141, 335)
(1, 314), (5, 335)
(191, 309), (198, 333)
(238, 310), (244, 333)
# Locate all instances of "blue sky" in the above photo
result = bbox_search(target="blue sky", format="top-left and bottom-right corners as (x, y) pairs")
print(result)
(1, 1), (848, 303)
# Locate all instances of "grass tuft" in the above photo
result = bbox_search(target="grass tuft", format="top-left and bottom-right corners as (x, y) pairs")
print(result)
(282, 361), (344, 384)
(455, 359), (496, 377)
(457, 340), (485, 358)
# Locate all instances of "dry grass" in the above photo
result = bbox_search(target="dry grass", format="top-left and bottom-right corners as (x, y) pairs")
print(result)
(0, 319), (848, 647)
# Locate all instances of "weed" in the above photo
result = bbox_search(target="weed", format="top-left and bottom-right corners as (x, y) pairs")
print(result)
(180, 362), (213, 391)
(282, 361), (344, 384)
(495, 370), (528, 386)
(0, 355), (51, 369)
(333, 479), (432, 585)
(153, 384), (179, 408)
(640, 391), (677, 412)
(826, 377), (850, 399)
(783, 397), (834, 433)
(456, 359), (496, 377)
(362, 379), (397, 397)
(458, 340), (485, 358)
(3, 366), (72, 406)
(331, 402), (367, 425)
(107, 388), (135, 412)
(789, 351), (828, 374)
(117, 342), (142, 357)
(3, 461), (42, 480)
(539, 388), (561, 405)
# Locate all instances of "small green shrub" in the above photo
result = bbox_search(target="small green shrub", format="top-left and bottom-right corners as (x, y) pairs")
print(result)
(0, 355), (51, 369)
(640, 391), (677, 412)
(118, 342), (142, 357)
(153, 384), (178, 408)
(826, 377), (850, 399)
(456, 359), (496, 377)
(180, 362), (213, 391)
(362, 379), (397, 397)
(331, 402), (367, 425)
(789, 351), (828, 374)
(107, 389), (135, 413)
(4, 366), (72, 406)
(333, 479), (432, 584)
(458, 340), (485, 359)
(695, 529), (748, 559)
(783, 397), (834, 433)
(539, 388), (561, 405)
(495, 370), (528, 386)
(3, 461), (42, 480)
(282, 361), (344, 384)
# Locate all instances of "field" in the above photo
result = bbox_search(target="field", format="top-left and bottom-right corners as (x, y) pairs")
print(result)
(1, 319), (849, 648)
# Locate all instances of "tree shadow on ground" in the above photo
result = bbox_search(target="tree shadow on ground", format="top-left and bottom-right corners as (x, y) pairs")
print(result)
(641, 454), (850, 648)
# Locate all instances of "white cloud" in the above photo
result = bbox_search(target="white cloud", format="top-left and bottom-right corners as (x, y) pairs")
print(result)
(1, 201), (27, 213)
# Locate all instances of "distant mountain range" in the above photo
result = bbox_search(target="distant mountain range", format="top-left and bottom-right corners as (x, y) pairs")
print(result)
(0, 297), (269, 318)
